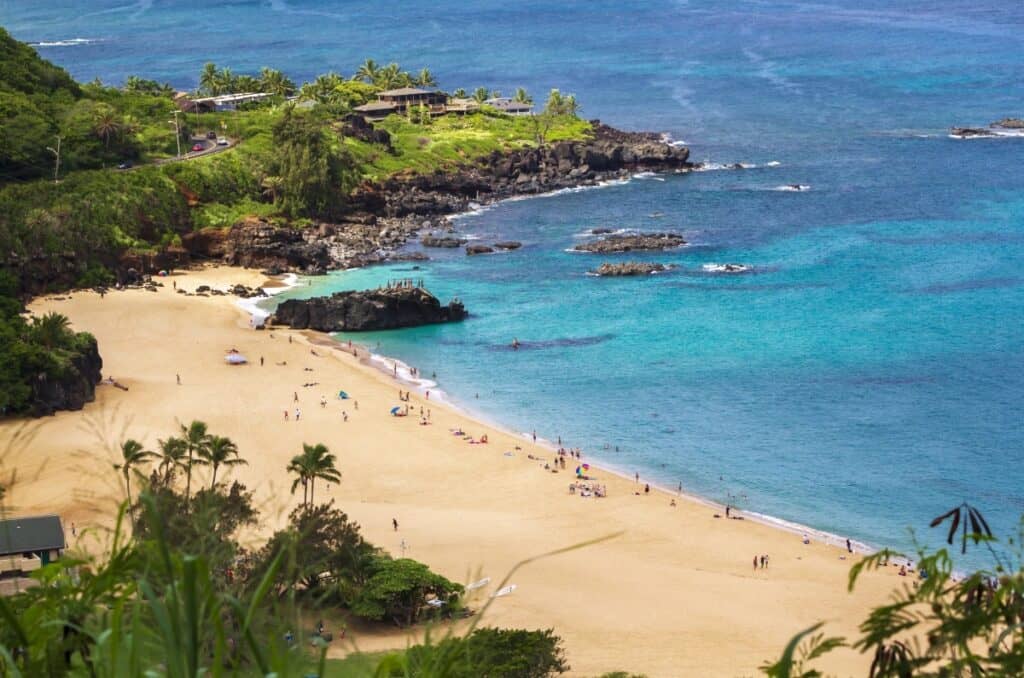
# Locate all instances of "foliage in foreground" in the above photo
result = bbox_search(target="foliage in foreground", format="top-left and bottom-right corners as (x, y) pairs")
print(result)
(763, 502), (1024, 677)
(0, 419), (577, 676)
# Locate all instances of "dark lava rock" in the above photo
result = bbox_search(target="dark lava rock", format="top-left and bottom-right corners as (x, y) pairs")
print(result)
(466, 245), (495, 255)
(591, 262), (668, 276)
(269, 286), (467, 332)
(421, 235), (467, 248)
(29, 334), (103, 416)
(950, 127), (998, 138)
(575, 233), (686, 253)
(992, 118), (1024, 129)
(493, 241), (522, 250)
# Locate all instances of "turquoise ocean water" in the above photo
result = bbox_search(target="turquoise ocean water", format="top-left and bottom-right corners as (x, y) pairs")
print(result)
(6, 0), (1023, 565)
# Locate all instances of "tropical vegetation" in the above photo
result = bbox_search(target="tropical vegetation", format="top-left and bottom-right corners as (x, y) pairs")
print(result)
(0, 419), (573, 676)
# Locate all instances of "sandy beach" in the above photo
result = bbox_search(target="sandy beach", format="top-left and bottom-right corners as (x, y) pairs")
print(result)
(1, 265), (906, 677)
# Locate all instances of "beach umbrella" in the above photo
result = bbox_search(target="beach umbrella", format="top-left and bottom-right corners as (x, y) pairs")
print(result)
(390, 406), (401, 415)
(338, 390), (349, 399)
(224, 353), (247, 365)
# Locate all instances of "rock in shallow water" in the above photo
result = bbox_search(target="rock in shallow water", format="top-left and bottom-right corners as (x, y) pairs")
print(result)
(575, 233), (686, 253)
(269, 286), (466, 332)
(591, 262), (668, 276)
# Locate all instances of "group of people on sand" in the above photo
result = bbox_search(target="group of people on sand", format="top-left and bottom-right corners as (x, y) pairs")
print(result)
(753, 554), (770, 570)
(569, 481), (606, 498)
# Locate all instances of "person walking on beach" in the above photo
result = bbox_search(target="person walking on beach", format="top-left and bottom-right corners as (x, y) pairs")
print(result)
(293, 391), (298, 403)
(532, 430), (537, 443)
(726, 505), (731, 518)
(846, 538), (852, 553)
(644, 483), (650, 494)
(753, 556), (758, 571)
(260, 356), (264, 366)
(284, 410), (288, 421)
(342, 411), (348, 422)
(635, 472), (639, 483)
(320, 396), (327, 408)
(393, 518), (399, 531)
(176, 373), (181, 385)
(295, 408), (301, 421)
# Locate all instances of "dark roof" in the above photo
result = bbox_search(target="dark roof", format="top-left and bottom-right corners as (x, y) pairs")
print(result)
(378, 87), (437, 97)
(0, 515), (65, 556)
(354, 101), (398, 112)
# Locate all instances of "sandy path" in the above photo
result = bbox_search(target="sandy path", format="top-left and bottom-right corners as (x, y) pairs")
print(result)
(0, 266), (905, 677)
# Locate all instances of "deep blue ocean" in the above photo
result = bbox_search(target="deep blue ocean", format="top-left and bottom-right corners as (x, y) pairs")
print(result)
(6, 0), (1023, 566)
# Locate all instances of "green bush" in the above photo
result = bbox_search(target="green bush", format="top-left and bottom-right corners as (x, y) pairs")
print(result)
(350, 557), (464, 627)
(402, 627), (570, 678)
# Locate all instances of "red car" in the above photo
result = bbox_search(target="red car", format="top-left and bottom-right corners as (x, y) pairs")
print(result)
(191, 143), (204, 152)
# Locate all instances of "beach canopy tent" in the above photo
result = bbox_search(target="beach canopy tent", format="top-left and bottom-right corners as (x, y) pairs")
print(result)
(390, 406), (401, 415)
(338, 390), (349, 399)
(224, 353), (248, 365)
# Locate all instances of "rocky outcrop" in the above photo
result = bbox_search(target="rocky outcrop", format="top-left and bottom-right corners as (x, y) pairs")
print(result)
(421, 235), (467, 248)
(493, 241), (522, 250)
(349, 121), (691, 219)
(575, 233), (685, 253)
(992, 118), (1024, 129)
(951, 127), (998, 138)
(268, 286), (467, 332)
(183, 218), (333, 274)
(465, 245), (494, 255)
(29, 334), (103, 416)
(590, 262), (668, 276)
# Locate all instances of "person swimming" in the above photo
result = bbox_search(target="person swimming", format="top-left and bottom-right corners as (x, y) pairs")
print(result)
(512, 337), (520, 350)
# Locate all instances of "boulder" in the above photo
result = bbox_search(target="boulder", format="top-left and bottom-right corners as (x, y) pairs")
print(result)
(29, 334), (103, 416)
(575, 233), (686, 253)
(991, 118), (1024, 129)
(269, 286), (467, 332)
(590, 262), (668, 276)
(493, 241), (522, 250)
(466, 245), (495, 255)
(421, 235), (467, 248)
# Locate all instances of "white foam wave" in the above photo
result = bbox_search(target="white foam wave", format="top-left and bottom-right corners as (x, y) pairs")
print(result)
(764, 160), (782, 167)
(31, 38), (101, 47)
(702, 263), (751, 273)
(236, 273), (299, 324)
(949, 129), (1024, 140)
(772, 184), (810, 192)
(368, 353), (447, 401)
(571, 227), (635, 239)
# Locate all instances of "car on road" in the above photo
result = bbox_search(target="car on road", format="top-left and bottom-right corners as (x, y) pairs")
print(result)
(216, 137), (229, 146)
(191, 143), (204, 152)
(117, 161), (132, 170)
(206, 131), (217, 139)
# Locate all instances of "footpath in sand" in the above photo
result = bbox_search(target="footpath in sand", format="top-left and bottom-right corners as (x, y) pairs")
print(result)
(2, 266), (906, 676)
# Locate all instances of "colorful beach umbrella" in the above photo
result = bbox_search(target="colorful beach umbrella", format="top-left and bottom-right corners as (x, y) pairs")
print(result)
(390, 406), (401, 415)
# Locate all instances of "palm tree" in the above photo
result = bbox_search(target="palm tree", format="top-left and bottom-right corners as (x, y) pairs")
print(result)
(452, 88), (467, 99)
(514, 87), (533, 105)
(216, 67), (236, 94)
(196, 435), (246, 489)
(31, 312), (70, 349)
(260, 175), (284, 203)
(415, 68), (437, 88)
(472, 86), (489, 103)
(114, 439), (155, 524)
(352, 58), (380, 84)
(374, 63), (407, 90)
(179, 420), (210, 508)
(260, 67), (295, 97)
(199, 62), (219, 95)
(93, 109), (122, 147)
(156, 436), (188, 486)
(288, 443), (341, 508)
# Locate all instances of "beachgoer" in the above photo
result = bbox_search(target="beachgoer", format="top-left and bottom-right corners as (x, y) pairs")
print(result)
(172, 281), (176, 290)
(176, 373), (181, 385)
(677, 482), (682, 494)
(426, 390), (430, 400)
(644, 483), (650, 494)
(289, 336), (292, 344)
(355, 400), (359, 410)
(532, 430), (537, 443)
(635, 472), (639, 483)
(670, 499), (676, 507)
(71, 523), (76, 537)
(293, 391), (298, 403)
(846, 538), (852, 553)
(802, 534), (810, 545)
(342, 411), (348, 422)
(753, 556), (758, 571)
(726, 505), (731, 518)
(284, 410), (288, 421)
(764, 555), (769, 568)
(393, 518), (398, 531)
(295, 408), (300, 421)
(260, 356), (264, 366)
(320, 396), (326, 408)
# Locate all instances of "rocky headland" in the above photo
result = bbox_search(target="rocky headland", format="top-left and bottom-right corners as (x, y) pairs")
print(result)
(590, 262), (669, 276)
(29, 335), (103, 417)
(574, 233), (686, 253)
(173, 121), (691, 275)
(268, 285), (467, 332)
(951, 117), (1024, 138)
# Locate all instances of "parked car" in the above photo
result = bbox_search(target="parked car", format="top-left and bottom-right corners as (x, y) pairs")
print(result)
(191, 143), (204, 152)
(216, 137), (229, 146)
(117, 161), (132, 170)
(206, 131), (217, 139)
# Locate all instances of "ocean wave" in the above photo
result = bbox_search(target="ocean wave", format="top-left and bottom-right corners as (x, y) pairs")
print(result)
(772, 184), (810, 191)
(948, 129), (1024, 140)
(368, 353), (445, 399)
(30, 38), (102, 47)
(702, 263), (752, 274)
(236, 273), (299, 324)
(693, 160), (781, 172)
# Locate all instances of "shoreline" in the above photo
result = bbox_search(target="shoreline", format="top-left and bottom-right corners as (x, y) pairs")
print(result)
(6, 265), (903, 675)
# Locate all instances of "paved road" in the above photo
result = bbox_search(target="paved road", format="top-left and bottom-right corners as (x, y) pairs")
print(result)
(122, 136), (234, 170)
